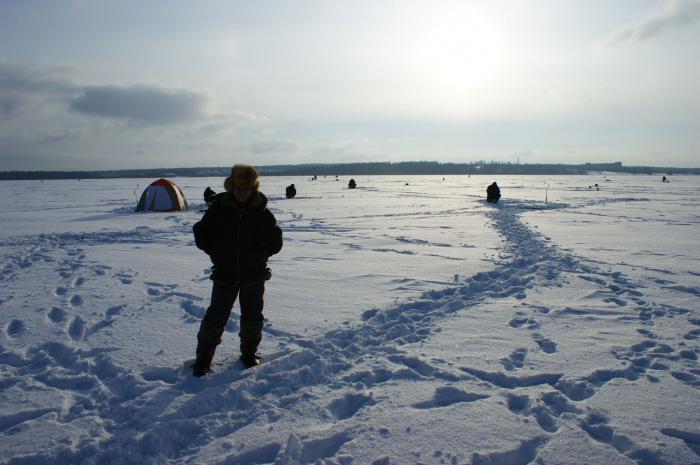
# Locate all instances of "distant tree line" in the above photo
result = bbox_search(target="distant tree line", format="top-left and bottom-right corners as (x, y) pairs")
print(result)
(1, 161), (697, 181)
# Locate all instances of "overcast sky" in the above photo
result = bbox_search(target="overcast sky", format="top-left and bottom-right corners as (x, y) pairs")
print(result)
(1, 0), (699, 170)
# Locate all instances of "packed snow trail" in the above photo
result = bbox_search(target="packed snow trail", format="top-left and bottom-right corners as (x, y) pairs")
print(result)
(1, 188), (699, 464)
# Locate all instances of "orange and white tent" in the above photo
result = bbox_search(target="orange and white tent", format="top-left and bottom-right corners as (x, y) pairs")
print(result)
(136, 178), (189, 212)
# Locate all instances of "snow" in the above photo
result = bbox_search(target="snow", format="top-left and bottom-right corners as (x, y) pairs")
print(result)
(0, 174), (699, 465)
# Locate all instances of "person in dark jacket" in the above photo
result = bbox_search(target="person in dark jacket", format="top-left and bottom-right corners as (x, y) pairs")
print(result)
(285, 184), (297, 199)
(203, 186), (216, 205)
(486, 182), (501, 203)
(348, 178), (357, 189)
(192, 164), (283, 375)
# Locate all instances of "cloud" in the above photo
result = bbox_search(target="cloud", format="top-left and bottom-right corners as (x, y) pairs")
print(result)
(245, 137), (299, 155)
(70, 85), (208, 124)
(601, 0), (700, 47)
(308, 142), (386, 163)
(196, 111), (270, 136)
(0, 59), (73, 120)
(0, 59), (73, 93)
(1, 60), (209, 125)
(0, 94), (27, 119)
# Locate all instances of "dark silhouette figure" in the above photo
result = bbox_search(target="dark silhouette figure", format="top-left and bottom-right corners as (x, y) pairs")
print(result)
(662, 176), (668, 183)
(348, 179), (357, 189)
(203, 186), (216, 205)
(192, 165), (283, 375)
(285, 184), (297, 199)
(486, 182), (501, 203)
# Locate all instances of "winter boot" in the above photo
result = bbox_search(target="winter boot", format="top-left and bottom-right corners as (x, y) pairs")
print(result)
(194, 319), (225, 377)
(240, 352), (262, 368)
(192, 360), (211, 377)
(239, 319), (264, 362)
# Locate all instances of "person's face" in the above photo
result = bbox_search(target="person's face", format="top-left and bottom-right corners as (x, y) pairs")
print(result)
(233, 186), (252, 203)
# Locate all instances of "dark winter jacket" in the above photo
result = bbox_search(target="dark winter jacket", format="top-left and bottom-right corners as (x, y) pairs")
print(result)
(285, 184), (296, 199)
(203, 186), (216, 204)
(193, 191), (283, 286)
(486, 182), (501, 203)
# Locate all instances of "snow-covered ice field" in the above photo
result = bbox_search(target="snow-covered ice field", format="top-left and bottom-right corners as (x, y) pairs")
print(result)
(1, 174), (699, 465)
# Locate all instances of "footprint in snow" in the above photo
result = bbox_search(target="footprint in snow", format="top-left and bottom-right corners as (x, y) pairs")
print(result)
(671, 371), (700, 388)
(6, 319), (25, 337)
(106, 304), (125, 317)
(47, 307), (66, 323)
(636, 328), (657, 339)
(660, 429), (700, 456)
(532, 334), (557, 353)
(470, 436), (548, 465)
(328, 392), (375, 420)
(223, 443), (283, 465)
(70, 294), (83, 307)
(577, 411), (671, 464)
(143, 281), (179, 299)
(412, 386), (488, 409)
(604, 297), (627, 307)
(180, 300), (205, 321)
(146, 287), (160, 296)
(92, 264), (110, 276)
(578, 412), (625, 447)
(263, 432), (352, 465)
(66, 248), (84, 258)
(531, 406), (558, 432)
(505, 393), (530, 413)
(509, 316), (540, 329)
(67, 316), (85, 341)
(523, 391), (582, 434)
(541, 391), (583, 416)
(501, 347), (528, 371)
(529, 304), (550, 314)
(115, 272), (133, 284)
(141, 366), (180, 384)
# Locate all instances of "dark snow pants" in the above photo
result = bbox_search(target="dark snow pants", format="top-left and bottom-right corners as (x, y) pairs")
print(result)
(196, 281), (265, 365)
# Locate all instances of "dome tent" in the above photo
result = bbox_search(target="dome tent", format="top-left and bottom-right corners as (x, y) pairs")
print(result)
(136, 178), (188, 212)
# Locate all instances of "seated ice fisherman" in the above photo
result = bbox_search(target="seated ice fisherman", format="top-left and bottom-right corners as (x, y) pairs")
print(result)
(285, 184), (297, 199)
(203, 186), (216, 205)
(486, 182), (501, 203)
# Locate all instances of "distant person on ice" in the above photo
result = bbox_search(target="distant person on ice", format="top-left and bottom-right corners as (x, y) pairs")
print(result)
(192, 165), (283, 376)
(285, 183), (297, 199)
(348, 178), (357, 189)
(486, 182), (501, 203)
(203, 186), (216, 205)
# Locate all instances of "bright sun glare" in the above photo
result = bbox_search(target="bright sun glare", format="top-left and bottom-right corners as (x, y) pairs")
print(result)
(412, 7), (504, 104)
